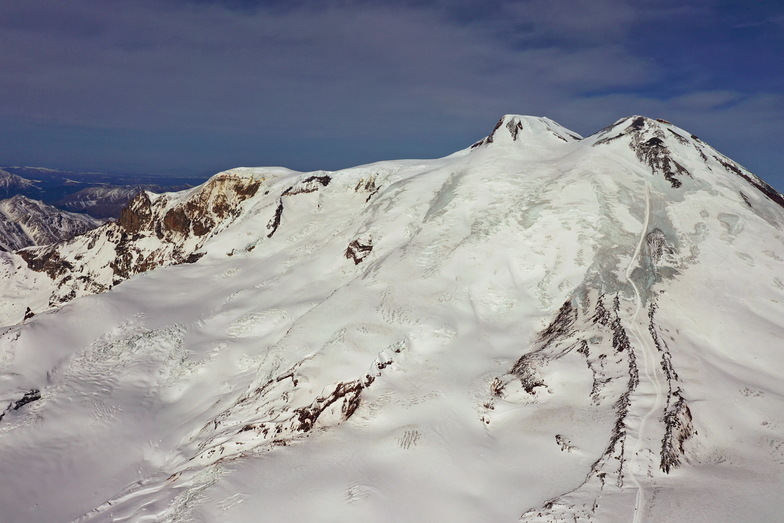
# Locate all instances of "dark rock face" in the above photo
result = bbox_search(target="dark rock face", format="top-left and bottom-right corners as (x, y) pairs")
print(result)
(18, 247), (75, 281)
(624, 118), (690, 188)
(118, 175), (262, 240)
(592, 115), (784, 212)
(648, 303), (695, 473)
(633, 136), (689, 188)
(293, 380), (365, 432)
(472, 117), (524, 148)
(505, 293), (638, 409)
(117, 192), (155, 233)
(507, 118), (524, 141)
(593, 116), (692, 188)
(345, 239), (373, 265)
(162, 207), (191, 236)
(266, 200), (284, 238)
(475, 118), (506, 147)
(714, 156), (784, 210)
(0, 389), (42, 422)
(660, 395), (693, 473)
(13, 389), (41, 410)
(535, 300), (578, 347)
(267, 175), (331, 238)
(508, 300), (578, 394)
(472, 115), (582, 149)
(354, 176), (380, 202)
(191, 348), (397, 467)
(494, 288), (693, 521)
(282, 175), (331, 196)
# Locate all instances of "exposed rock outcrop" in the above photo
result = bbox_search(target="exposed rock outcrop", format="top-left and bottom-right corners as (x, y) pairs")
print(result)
(17, 172), (262, 308)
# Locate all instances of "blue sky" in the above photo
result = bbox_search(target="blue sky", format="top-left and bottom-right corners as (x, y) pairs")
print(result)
(1, 0), (783, 188)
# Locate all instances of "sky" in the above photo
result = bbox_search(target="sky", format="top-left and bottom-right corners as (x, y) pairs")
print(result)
(1, 0), (783, 188)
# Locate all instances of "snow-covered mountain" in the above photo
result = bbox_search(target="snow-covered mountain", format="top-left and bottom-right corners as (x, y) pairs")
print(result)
(0, 168), (38, 195)
(56, 185), (145, 218)
(3, 172), (261, 313)
(0, 166), (208, 219)
(0, 195), (102, 252)
(1, 115), (784, 522)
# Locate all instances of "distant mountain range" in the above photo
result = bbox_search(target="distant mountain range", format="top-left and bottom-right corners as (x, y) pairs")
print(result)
(0, 166), (207, 218)
(0, 195), (103, 251)
(56, 186), (154, 219)
(0, 168), (38, 195)
(0, 166), (209, 249)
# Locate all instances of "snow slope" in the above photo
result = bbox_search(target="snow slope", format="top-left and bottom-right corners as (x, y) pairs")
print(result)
(1, 115), (784, 522)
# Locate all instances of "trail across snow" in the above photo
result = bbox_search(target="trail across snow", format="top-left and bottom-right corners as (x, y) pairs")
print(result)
(624, 183), (665, 522)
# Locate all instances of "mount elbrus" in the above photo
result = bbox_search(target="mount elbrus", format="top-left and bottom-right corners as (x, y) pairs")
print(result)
(1, 115), (783, 522)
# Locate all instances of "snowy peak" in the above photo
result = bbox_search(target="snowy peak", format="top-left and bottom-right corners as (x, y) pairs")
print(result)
(471, 114), (582, 150)
(56, 186), (144, 219)
(6, 113), (784, 318)
(0, 195), (101, 251)
(590, 116), (784, 208)
(0, 168), (38, 193)
(2, 113), (784, 522)
(591, 115), (697, 188)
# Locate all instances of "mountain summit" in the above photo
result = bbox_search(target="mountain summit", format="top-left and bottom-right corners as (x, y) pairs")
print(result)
(470, 114), (583, 149)
(0, 115), (783, 522)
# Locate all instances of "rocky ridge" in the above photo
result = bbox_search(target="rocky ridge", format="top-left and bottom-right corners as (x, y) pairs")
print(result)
(56, 185), (145, 219)
(0, 168), (38, 195)
(14, 171), (262, 307)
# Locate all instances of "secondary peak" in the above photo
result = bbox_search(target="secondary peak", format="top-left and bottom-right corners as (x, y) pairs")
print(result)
(471, 115), (582, 149)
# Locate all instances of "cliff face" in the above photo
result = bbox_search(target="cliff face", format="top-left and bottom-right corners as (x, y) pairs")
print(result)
(117, 172), (261, 238)
(17, 171), (262, 306)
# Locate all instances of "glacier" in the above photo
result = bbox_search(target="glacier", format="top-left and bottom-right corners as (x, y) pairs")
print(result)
(0, 115), (783, 522)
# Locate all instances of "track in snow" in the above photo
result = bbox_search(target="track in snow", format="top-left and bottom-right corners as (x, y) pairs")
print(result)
(624, 183), (664, 522)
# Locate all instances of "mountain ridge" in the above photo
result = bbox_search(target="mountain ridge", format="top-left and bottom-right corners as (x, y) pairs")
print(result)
(0, 166), (209, 219)
(0, 115), (783, 522)
(0, 195), (102, 252)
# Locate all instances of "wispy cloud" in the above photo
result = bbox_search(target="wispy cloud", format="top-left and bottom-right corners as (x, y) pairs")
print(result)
(0, 1), (656, 130)
(0, 0), (783, 186)
(670, 91), (742, 111)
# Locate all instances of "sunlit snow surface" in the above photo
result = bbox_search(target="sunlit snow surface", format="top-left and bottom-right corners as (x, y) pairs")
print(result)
(1, 116), (784, 522)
